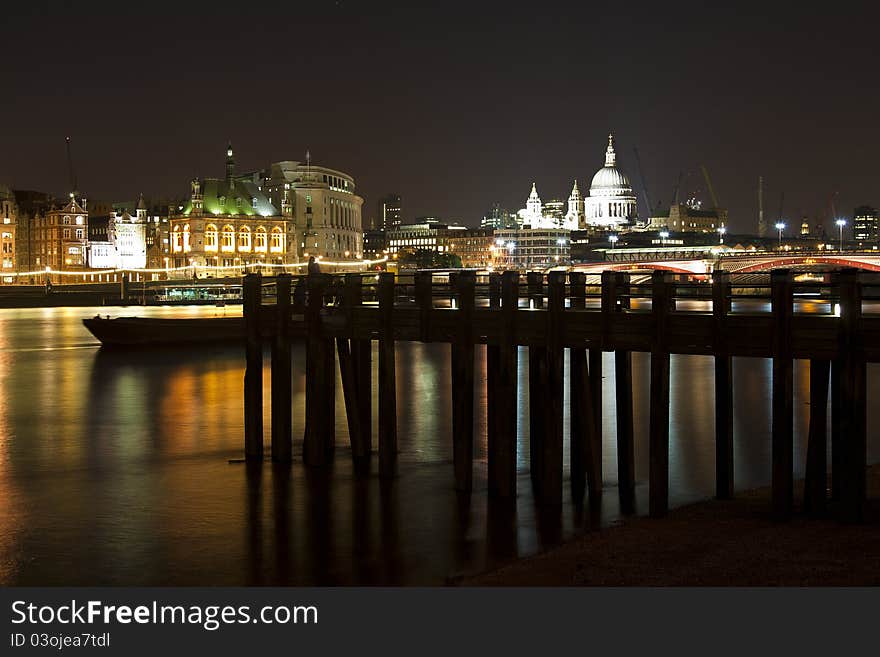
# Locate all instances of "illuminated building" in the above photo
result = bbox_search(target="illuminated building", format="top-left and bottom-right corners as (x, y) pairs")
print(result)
(492, 228), (570, 270)
(25, 194), (89, 270)
(584, 134), (638, 227)
(481, 202), (518, 229)
(171, 144), (295, 274)
(262, 160), (364, 261)
(386, 219), (462, 255)
(362, 229), (387, 261)
(648, 199), (728, 233)
(377, 194), (402, 231)
(10, 190), (52, 273)
(565, 180), (585, 229)
(853, 206), (878, 243)
(87, 195), (148, 269)
(0, 185), (16, 281)
(447, 228), (495, 268)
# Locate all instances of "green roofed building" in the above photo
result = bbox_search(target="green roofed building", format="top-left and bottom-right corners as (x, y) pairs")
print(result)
(169, 144), (296, 275)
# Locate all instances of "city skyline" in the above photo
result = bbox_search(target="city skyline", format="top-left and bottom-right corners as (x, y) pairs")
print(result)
(2, 2), (878, 232)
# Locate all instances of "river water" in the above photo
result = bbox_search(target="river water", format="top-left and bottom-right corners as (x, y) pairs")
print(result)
(0, 304), (876, 585)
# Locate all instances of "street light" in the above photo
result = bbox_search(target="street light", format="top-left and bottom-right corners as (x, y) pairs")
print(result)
(718, 226), (726, 244)
(835, 218), (846, 253)
(775, 222), (785, 249)
(659, 230), (669, 244)
(609, 234), (619, 249)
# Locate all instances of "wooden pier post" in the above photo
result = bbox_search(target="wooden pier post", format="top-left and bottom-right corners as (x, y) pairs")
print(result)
(612, 272), (635, 514)
(568, 271), (588, 499)
(489, 271), (519, 499)
(836, 268), (866, 523)
(304, 273), (330, 466)
(243, 273), (263, 461)
(540, 271), (565, 506)
(452, 270), (476, 492)
(527, 272), (546, 488)
(415, 271), (433, 343)
(271, 273), (293, 463)
(338, 273), (367, 462)
(712, 269), (734, 499)
(348, 273), (372, 457)
(771, 269), (794, 520)
(378, 272), (397, 477)
(588, 347), (603, 493)
(804, 359), (830, 515)
(649, 270), (670, 517)
(486, 273), (501, 491)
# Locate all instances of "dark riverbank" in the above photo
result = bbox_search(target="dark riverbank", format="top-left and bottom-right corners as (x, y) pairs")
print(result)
(462, 465), (880, 585)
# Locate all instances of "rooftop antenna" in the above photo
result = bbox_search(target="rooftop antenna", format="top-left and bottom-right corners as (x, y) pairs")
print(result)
(306, 149), (311, 180)
(65, 136), (78, 197)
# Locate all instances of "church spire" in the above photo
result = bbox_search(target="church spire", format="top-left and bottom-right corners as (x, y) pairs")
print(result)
(605, 133), (616, 167)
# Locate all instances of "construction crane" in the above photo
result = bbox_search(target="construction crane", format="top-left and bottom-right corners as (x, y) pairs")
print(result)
(671, 170), (683, 206)
(65, 136), (78, 197)
(700, 165), (720, 210)
(632, 147), (654, 219)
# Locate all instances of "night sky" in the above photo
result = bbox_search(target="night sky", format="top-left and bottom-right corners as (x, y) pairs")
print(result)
(2, 1), (878, 232)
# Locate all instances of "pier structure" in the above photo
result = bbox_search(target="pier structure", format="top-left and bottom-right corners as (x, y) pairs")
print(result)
(242, 268), (878, 522)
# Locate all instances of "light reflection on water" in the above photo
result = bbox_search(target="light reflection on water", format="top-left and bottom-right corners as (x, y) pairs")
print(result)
(0, 304), (877, 585)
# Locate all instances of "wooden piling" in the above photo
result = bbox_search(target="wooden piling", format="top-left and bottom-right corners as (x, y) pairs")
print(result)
(649, 270), (670, 517)
(339, 274), (367, 462)
(712, 270), (734, 499)
(489, 271), (519, 499)
(486, 273), (501, 492)
(378, 272), (397, 477)
(243, 273), (263, 461)
(527, 272), (546, 488)
(452, 270), (476, 492)
(346, 274), (372, 457)
(804, 359), (829, 515)
(836, 268), (866, 523)
(568, 272), (588, 499)
(415, 271), (432, 343)
(771, 269), (794, 520)
(304, 273), (330, 466)
(540, 271), (565, 506)
(612, 272), (635, 514)
(588, 347), (603, 494)
(271, 273), (293, 463)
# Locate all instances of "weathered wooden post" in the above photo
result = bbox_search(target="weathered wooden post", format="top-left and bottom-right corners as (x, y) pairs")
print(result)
(836, 268), (866, 523)
(486, 272), (501, 490)
(540, 271), (565, 506)
(378, 272), (397, 477)
(568, 271), (588, 499)
(415, 271), (433, 343)
(489, 271), (519, 499)
(338, 273), (367, 463)
(527, 271), (546, 487)
(243, 273), (263, 461)
(804, 359), (830, 515)
(613, 271), (635, 514)
(452, 270), (476, 492)
(271, 273), (293, 463)
(349, 273), (372, 456)
(649, 270), (671, 517)
(712, 269), (734, 499)
(771, 269), (794, 520)
(304, 273), (330, 466)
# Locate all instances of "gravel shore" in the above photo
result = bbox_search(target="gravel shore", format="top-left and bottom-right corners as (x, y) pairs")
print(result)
(463, 465), (880, 586)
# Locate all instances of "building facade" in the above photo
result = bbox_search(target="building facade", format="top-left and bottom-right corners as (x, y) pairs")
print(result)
(262, 160), (364, 262)
(170, 145), (295, 275)
(1, 185), (16, 280)
(648, 201), (728, 233)
(446, 228), (495, 268)
(492, 228), (570, 270)
(377, 194), (402, 231)
(21, 195), (90, 270)
(853, 206), (879, 243)
(480, 202), (518, 229)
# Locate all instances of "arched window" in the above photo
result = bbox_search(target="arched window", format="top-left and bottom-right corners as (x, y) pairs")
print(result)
(221, 225), (235, 252)
(205, 224), (218, 251)
(238, 226), (251, 251)
(182, 224), (191, 252)
(270, 226), (284, 252)
(172, 225), (182, 252)
(254, 226), (267, 252)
